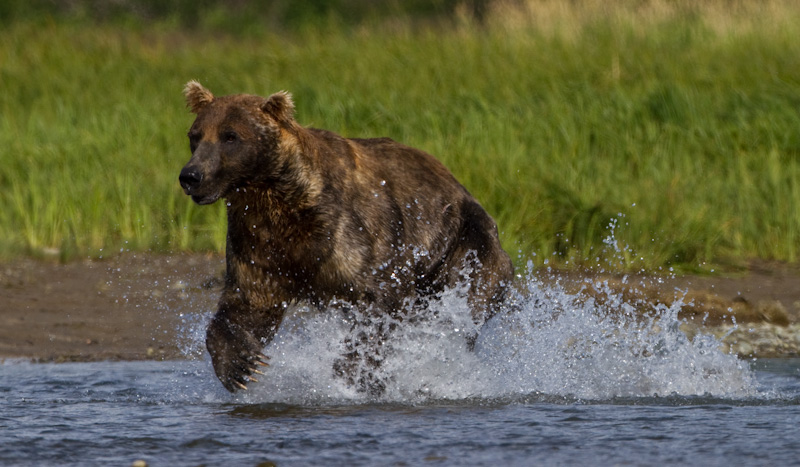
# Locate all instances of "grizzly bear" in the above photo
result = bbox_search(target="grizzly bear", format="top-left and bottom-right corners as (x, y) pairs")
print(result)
(179, 81), (513, 393)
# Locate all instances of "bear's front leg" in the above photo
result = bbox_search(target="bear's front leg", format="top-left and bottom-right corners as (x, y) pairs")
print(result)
(206, 308), (280, 392)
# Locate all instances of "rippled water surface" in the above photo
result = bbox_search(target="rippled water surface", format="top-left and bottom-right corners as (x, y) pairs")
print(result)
(3, 274), (800, 466)
(2, 359), (799, 466)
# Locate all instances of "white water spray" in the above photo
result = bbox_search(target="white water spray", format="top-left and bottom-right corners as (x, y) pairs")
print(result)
(185, 265), (755, 405)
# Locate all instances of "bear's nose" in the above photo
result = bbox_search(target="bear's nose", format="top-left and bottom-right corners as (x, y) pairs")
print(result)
(179, 168), (203, 190)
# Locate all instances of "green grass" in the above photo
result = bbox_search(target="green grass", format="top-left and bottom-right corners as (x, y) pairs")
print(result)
(1, 1), (799, 272)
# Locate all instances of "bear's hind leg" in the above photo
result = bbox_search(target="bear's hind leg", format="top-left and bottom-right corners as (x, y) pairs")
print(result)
(332, 306), (398, 396)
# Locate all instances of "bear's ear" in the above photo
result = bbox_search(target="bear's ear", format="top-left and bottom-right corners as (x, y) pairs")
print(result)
(261, 91), (295, 125)
(184, 80), (214, 114)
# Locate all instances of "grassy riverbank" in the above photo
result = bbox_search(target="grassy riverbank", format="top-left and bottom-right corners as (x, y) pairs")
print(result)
(1, 1), (799, 271)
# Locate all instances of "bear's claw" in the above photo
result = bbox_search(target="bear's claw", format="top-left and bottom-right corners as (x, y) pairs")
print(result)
(206, 318), (271, 392)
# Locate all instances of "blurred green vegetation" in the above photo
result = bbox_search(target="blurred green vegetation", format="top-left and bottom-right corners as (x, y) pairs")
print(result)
(0, 0), (486, 32)
(1, 1), (799, 273)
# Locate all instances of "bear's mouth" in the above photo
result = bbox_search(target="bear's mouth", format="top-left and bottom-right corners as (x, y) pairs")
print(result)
(190, 192), (221, 205)
(180, 181), (221, 205)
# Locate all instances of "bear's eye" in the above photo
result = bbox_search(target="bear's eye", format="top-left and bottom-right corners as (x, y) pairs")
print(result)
(222, 131), (239, 143)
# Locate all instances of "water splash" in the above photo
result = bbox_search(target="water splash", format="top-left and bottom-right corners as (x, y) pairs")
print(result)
(183, 265), (757, 405)
(475, 271), (755, 400)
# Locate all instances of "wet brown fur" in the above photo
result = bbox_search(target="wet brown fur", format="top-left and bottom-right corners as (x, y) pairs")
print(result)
(179, 82), (514, 393)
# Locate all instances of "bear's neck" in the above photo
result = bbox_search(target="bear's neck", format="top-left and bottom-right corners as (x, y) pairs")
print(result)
(225, 186), (311, 231)
(224, 186), (323, 290)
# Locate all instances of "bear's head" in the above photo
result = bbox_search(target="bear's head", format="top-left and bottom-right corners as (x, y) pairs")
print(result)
(179, 80), (296, 205)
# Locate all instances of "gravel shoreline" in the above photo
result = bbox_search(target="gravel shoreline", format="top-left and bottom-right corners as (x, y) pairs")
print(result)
(695, 323), (800, 359)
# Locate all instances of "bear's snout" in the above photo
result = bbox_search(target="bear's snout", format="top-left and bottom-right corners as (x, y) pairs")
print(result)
(179, 166), (204, 191)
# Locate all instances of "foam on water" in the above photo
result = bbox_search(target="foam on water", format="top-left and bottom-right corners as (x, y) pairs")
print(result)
(184, 264), (757, 405)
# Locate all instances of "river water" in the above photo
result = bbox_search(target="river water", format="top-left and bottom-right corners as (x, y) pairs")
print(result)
(2, 273), (800, 466)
